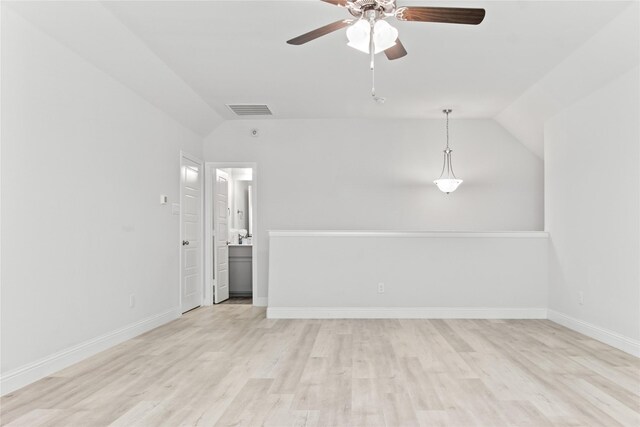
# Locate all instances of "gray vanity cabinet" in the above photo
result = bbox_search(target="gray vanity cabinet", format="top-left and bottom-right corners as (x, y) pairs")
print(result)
(229, 245), (252, 297)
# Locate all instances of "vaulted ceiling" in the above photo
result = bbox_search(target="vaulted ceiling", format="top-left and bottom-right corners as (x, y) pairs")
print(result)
(6, 0), (634, 155)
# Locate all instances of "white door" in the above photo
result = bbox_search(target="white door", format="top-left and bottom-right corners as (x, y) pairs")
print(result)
(181, 156), (202, 313)
(214, 169), (230, 303)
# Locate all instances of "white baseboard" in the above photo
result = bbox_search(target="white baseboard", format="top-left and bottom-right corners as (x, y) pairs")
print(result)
(267, 307), (547, 319)
(0, 308), (180, 396)
(547, 309), (640, 357)
(253, 297), (268, 307)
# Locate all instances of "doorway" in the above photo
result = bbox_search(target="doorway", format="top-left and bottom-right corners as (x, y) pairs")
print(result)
(205, 163), (258, 306)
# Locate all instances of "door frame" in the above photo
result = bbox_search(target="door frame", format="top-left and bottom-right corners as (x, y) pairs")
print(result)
(179, 151), (205, 313)
(204, 162), (259, 306)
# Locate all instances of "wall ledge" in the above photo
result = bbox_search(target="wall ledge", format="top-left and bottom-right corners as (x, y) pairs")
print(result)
(269, 230), (549, 238)
(0, 308), (180, 396)
(548, 310), (640, 357)
(267, 307), (547, 319)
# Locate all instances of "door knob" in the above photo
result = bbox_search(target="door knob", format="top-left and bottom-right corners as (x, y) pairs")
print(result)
(182, 240), (190, 246)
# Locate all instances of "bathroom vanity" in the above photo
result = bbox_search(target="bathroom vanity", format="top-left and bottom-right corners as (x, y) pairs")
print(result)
(228, 244), (252, 297)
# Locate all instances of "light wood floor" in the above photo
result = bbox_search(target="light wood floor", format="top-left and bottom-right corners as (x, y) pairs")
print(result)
(1, 305), (639, 427)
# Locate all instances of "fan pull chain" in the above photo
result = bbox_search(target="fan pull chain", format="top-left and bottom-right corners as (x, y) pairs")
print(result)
(369, 19), (385, 104)
(370, 20), (376, 97)
(370, 48), (376, 99)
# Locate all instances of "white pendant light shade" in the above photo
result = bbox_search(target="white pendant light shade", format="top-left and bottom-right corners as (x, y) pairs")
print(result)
(346, 20), (371, 53)
(434, 178), (463, 193)
(347, 19), (397, 54)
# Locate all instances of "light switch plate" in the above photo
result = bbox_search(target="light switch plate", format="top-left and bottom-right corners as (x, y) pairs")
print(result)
(172, 203), (180, 215)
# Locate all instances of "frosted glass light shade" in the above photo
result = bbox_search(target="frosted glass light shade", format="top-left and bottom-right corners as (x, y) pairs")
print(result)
(434, 178), (463, 194)
(372, 20), (398, 53)
(347, 20), (397, 54)
(346, 20), (371, 53)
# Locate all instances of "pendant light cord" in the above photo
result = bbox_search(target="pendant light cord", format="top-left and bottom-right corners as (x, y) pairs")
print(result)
(445, 110), (450, 150)
(438, 109), (457, 180)
(445, 110), (457, 179)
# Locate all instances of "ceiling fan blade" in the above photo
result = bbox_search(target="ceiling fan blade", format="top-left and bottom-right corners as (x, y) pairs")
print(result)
(321, 0), (350, 7)
(396, 7), (485, 25)
(286, 19), (353, 45)
(385, 38), (407, 60)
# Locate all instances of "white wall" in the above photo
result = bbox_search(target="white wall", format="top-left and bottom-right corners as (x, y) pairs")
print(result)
(268, 232), (549, 318)
(545, 65), (640, 350)
(1, 9), (202, 392)
(203, 118), (543, 299)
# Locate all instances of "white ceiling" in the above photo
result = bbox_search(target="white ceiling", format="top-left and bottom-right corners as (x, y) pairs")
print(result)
(6, 1), (631, 135)
(102, 0), (628, 118)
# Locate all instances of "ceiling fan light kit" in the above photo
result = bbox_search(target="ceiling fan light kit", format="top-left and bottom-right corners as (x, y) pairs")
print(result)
(346, 18), (398, 54)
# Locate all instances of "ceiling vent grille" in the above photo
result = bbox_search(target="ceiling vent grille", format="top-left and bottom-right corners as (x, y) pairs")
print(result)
(227, 104), (273, 116)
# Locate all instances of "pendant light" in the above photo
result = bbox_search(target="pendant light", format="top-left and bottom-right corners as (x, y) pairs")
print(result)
(434, 109), (463, 194)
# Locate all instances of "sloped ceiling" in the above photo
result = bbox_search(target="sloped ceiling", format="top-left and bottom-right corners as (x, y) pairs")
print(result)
(496, 2), (639, 158)
(5, 1), (634, 144)
(5, 1), (223, 137)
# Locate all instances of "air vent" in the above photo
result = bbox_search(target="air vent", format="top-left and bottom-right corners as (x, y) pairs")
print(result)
(227, 104), (273, 116)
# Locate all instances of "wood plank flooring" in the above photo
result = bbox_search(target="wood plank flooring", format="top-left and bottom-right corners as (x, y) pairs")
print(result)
(1, 305), (639, 426)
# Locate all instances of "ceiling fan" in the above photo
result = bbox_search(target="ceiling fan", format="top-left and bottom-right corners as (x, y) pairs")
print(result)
(286, 0), (486, 61)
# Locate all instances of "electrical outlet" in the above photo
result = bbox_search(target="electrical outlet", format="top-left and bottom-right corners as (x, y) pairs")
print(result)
(578, 291), (584, 305)
(129, 294), (135, 308)
(377, 283), (385, 294)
